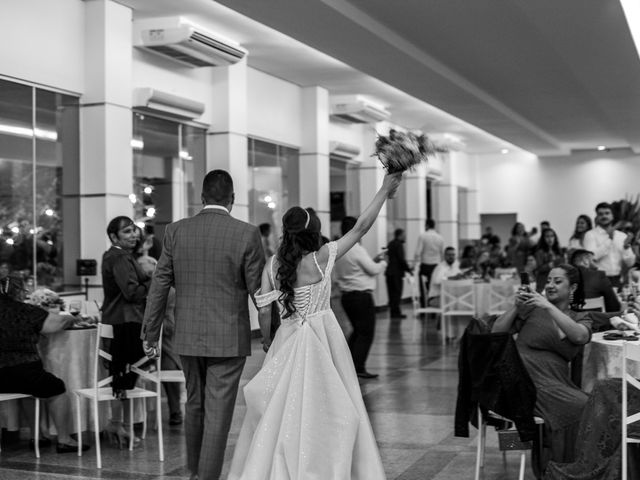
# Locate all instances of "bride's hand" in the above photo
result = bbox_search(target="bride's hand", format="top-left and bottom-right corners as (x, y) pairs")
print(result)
(383, 172), (403, 199)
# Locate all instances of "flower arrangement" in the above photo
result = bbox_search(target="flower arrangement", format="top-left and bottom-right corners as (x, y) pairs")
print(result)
(25, 287), (65, 310)
(374, 129), (446, 173)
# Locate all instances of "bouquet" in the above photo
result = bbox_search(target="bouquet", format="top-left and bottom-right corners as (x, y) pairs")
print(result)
(26, 288), (65, 310)
(374, 129), (445, 173)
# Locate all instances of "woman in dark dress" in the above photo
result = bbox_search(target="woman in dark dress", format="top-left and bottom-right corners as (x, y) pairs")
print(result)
(101, 216), (151, 447)
(533, 228), (564, 292)
(492, 264), (592, 470)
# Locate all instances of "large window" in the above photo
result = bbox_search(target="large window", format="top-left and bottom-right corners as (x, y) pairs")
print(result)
(132, 113), (206, 241)
(0, 78), (79, 292)
(248, 138), (299, 239)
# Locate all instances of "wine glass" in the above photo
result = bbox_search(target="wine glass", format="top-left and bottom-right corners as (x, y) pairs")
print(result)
(68, 300), (82, 317)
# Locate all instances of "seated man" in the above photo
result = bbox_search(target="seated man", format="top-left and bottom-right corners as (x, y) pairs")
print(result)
(427, 246), (461, 307)
(0, 294), (90, 453)
(570, 249), (621, 313)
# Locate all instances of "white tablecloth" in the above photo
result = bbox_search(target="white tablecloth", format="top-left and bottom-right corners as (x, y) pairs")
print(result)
(582, 331), (640, 393)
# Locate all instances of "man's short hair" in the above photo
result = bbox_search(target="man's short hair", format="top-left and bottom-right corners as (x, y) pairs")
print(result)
(202, 170), (234, 205)
(394, 228), (404, 239)
(426, 219), (436, 229)
(341, 216), (357, 236)
(595, 202), (612, 212)
(570, 248), (593, 266)
(444, 246), (456, 254)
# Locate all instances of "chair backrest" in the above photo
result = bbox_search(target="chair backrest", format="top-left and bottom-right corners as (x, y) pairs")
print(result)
(583, 296), (605, 312)
(408, 275), (421, 312)
(441, 280), (476, 315)
(494, 267), (517, 280)
(622, 341), (640, 479)
(488, 279), (517, 314)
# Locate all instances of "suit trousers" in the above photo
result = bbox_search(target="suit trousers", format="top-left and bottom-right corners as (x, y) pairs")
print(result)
(341, 291), (376, 372)
(180, 355), (246, 480)
(419, 263), (438, 308)
(385, 274), (404, 316)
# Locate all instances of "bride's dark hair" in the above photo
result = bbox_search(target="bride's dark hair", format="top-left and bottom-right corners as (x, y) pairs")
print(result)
(276, 206), (322, 318)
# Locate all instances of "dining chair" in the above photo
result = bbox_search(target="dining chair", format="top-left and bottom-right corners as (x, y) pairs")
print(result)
(441, 280), (476, 345)
(74, 322), (163, 468)
(131, 325), (185, 430)
(622, 340), (640, 480)
(475, 406), (544, 480)
(0, 394), (39, 458)
(407, 274), (442, 342)
(487, 279), (517, 315)
(583, 296), (605, 312)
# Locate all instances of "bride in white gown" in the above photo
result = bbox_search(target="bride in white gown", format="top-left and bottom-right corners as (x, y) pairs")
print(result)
(228, 172), (402, 480)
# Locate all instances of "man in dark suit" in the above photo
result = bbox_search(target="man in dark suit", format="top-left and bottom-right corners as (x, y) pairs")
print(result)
(570, 248), (621, 313)
(142, 170), (265, 480)
(385, 228), (412, 319)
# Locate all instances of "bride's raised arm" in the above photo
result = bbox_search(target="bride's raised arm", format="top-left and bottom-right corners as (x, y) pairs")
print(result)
(333, 172), (402, 261)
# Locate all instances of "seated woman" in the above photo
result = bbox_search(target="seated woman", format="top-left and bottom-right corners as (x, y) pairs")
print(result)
(491, 264), (592, 470)
(0, 293), (90, 453)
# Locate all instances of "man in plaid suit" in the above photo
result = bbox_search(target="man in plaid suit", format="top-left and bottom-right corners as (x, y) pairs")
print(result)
(142, 170), (265, 480)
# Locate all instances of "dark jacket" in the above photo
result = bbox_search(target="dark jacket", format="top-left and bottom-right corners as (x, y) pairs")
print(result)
(455, 317), (538, 442)
(101, 246), (150, 325)
(578, 266), (621, 312)
(385, 238), (412, 277)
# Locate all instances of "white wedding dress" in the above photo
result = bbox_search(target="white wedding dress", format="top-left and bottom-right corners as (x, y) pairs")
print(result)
(228, 241), (386, 480)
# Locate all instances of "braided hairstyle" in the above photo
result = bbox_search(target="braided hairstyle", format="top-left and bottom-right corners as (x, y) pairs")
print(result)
(276, 207), (322, 318)
(556, 263), (585, 311)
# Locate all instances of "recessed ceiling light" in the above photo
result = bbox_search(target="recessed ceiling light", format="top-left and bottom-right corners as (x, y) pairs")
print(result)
(501, 149), (509, 154)
(597, 145), (606, 151)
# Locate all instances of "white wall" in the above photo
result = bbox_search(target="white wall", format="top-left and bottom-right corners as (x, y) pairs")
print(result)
(476, 150), (640, 245)
(1, 0), (85, 93)
(247, 68), (301, 146)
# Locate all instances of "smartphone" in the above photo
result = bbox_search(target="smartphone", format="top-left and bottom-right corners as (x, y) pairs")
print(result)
(519, 272), (531, 292)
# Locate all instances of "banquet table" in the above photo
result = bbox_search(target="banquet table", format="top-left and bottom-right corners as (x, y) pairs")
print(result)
(582, 331), (640, 393)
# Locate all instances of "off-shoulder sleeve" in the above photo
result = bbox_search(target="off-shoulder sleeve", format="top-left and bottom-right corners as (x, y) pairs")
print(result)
(254, 289), (280, 308)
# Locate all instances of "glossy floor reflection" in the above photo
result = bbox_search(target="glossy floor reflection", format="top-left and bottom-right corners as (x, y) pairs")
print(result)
(0, 308), (535, 479)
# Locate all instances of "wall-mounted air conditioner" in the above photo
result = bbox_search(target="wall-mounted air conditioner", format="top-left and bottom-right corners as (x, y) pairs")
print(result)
(132, 88), (205, 120)
(330, 95), (390, 124)
(329, 141), (361, 159)
(133, 17), (247, 68)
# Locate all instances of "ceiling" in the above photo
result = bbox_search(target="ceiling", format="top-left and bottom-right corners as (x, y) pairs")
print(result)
(119, 0), (640, 156)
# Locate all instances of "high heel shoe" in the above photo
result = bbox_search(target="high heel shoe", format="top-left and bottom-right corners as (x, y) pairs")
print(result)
(104, 422), (141, 449)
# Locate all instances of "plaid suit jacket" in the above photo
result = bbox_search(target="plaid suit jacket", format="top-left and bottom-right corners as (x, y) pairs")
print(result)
(142, 208), (265, 357)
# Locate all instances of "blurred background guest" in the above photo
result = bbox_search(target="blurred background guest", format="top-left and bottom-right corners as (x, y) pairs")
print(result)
(385, 228), (412, 319)
(567, 214), (592, 252)
(533, 228), (564, 292)
(570, 249), (620, 314)
(427, 247), (461, 307)
(101, 216), (150, 447)
(413, 219), (444, 307)
(258, 223), (274, 259)
(0, 261), (26, 302)
(459, 245), (477, 270)
(505, 222), (531, 271)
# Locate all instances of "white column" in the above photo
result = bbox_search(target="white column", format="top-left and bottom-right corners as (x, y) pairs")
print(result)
(206, 60), (249, 221)
(458, 188), (481, 241)
(402, 163), (427, 266)
(299, 87), (330, 237)
(80, 0), (133, 300)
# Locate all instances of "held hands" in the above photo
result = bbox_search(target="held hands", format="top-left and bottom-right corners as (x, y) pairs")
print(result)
(382, 172), (403, 199)
(142, 340), (159, 359)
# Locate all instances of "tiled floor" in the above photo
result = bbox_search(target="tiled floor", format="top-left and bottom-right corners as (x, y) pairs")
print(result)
(0, 308), (536, 479)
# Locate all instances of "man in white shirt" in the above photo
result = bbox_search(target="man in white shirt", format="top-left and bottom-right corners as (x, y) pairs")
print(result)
(414, 219), (444, 307)
(335, 216), (387, 379)
(427, 247), (461, 307)
(583, 202), (635, 288)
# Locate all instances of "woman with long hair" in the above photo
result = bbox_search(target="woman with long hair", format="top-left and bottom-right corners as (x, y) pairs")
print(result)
(228, 172), (402, 480)
(567, 214), (593, 251)
(533, 227), (564, 291)
(492, 264), (592, 473)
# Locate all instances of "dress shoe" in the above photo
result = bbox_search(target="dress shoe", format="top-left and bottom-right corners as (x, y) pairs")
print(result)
(169, 412), (183, 426)
(356, 371), (379, 379)
(29, 437), (52, 450)
(57, 442), (90, 454)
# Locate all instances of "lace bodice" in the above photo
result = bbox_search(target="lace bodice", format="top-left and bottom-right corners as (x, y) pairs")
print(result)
(254, 242), (337, 323)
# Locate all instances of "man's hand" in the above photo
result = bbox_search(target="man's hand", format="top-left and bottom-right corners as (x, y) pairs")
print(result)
(142, 340), (159, 359)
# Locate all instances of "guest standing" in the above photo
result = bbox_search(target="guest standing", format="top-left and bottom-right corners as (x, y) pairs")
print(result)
(385, 228), (412, 319)
(566, 214), (592, 251)
(101, 216), (150, 447)
(142, 170), (265, 480)
(505, 222), (532, 271)
(533, 228), (564, 292)
(583, 202), (636, 288)
(335, 216), (387, 379)
(413, 219), (444, 307)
